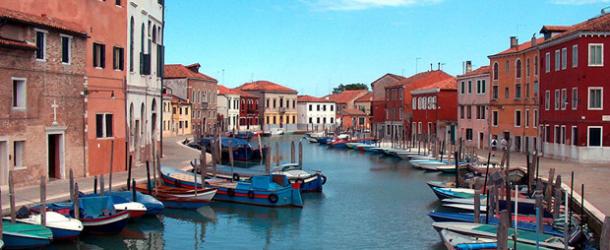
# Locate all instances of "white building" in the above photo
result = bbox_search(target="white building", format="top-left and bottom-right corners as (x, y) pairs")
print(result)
(126, 0), (164, 164)
(217, 85), (241, 131)
(297, 95), (336, 131)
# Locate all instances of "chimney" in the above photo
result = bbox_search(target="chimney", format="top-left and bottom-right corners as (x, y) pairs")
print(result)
(437, 62), (441, 71)
(430, 63), (433, 71)
(186, 63), (201, 73)
(531, 34), (537, 47)
(510, 36), (518, 48)
(465, 61), (472, 73)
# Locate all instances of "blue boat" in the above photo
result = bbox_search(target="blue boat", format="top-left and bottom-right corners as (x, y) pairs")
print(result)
(317, 137), (334, 145)
(1, 220), (52, 248)
(428, 211), (563, 236)
(161, 166), (303, 207)
(45, 196), (130, 234)
(235, 131), (254, 140)
(107, 191), (164, 216)
(195, 137), (267, 162)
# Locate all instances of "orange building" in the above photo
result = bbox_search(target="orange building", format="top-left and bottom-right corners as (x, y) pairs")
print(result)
(1, 1), (129, 175)
(488, 36), (542, 152)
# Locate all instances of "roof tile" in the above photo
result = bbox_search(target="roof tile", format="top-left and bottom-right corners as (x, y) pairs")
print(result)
(325, 89), (368, 104)
(0, 7), (86, 36)
(297, 95), (333, 103)
(237, 80), (297, 94)
(164, 64), (218, 82)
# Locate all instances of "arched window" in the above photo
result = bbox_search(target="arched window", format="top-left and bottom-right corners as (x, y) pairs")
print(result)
(493, 62), (499, 80)
(129, 17), (134, 72)
(515, 59), (522, 78)
(152, 25), (157, 43)
(141, 23), (145, 54)
(129, 103), (134, 138)
(140, 103), (145, 137)
(151, 99), (157, 133)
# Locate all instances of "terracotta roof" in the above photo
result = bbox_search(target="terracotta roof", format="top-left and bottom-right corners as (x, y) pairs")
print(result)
(163, 64), (218, 82)
(325, 89), (368, 104)
(0, 7), (86, 36)
(236, 80), (297, 94)
(164, 93), (188, 104)
(297, 95), (333, 103)
(540, 13), (610, 43)
(386, 70), (454, 89)
(340, 108), (366, 116)
(354, 92), (373, 103)
(540, 25), (570, 33)
(218, 85), (240, 95)
(411, 78), (457, 94)
(457, 66), (490, 78)
(0, 36), (36, 50)
(491, 37), (544, 56)
(234, 89), (256, 98)
(371, 73), (407, 87)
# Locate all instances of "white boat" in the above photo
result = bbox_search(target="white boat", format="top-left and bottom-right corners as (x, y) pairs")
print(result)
(442, 203), (488, 212)
(15, 211), (83, 240)
(114, 202), (147, 219)
(269, 128), (285, 136)
(337, 134), (350, 139)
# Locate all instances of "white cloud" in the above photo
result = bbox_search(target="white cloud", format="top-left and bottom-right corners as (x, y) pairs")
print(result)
(302, 0), (442, 11)
(549, 0), (610, 5)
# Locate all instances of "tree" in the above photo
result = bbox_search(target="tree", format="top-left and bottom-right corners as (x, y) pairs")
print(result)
(332, 83), (368, 94)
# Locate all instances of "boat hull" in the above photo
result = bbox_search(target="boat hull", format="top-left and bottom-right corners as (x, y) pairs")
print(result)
(81, 211), (130, 234)
(3, 233), (50, 249)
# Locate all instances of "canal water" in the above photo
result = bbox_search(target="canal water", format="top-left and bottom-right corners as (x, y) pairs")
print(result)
(52, 135), (452, 249)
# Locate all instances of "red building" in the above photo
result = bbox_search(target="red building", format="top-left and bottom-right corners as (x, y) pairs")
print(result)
(538, 13), (610, 162)
(410, 80), (458, 143)
(370, 74), (406, 137)
(383, 70), (455, 141)
(237, 89), (260, 131)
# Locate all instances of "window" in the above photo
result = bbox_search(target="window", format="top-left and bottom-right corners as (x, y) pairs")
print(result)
(561, 89), (567, 110)
(504, 87), (509, 99)
(545, 52), (551, 73)
(95, 113), (113, 138)
(35, 30), (46, 60)
(459, 106), (464, 119)
(588, 44), (603, 66)
(330, 117), (334, 123)
(588, 87), (603, 110)
(516, 59), (522, 78)
(492, 85), (498, 99)
(466, 105), (471, 119)
(479, 106), (486, 119)
(129, 17), (134, 72)
(572, 87), (578, 110)
(554, 89), (560, 110)
(515, 84), (521, 100)
(93, 43), (105, 68)
(13, 141), (24, 168)
(330, 105), (334, 111)
(460, 81), (465, 94)
(115, 0), (121, 5)
(466, 129), (473, 141)
(555, 126), (560, 143)
(555, 50), (560, 71)
(273, 116), (276, 124)
(468, 81), (472, 94)
(493, 63), (499, 80)
(571, 126), (578, 145)
(422, 97), (427, 110)
(316, 117), (320, 124)
(476, 80), (481, 94)
(323, 117), (326, 124)
(561, 48), (567, 70)
(545, 125), (551, 142)
(12, 78), (26, 109)
(273, 99), (276, 108)
(185, 121), (189, 128)
(525, 109), (530, 128)
(492, 111), (498, 127)
(535, 55), (539, 75)
(61, 35), (71, 64)
(572, 45), (578, 68)
(534, 80), (539, 97)
(561, 126), (566, 144)
(544, 90), (551, 110)
(534, 109), (538, 128)
(526, 58), (530, 76)
(481, 80), (486, 94)
(588, 126), (602, 147)
(515, 110), (521, 127)
(113, 47), (124, 70)
(308, 104), (312, 111)
(323, 105), (326, 111)
(412, 98), (417, 110)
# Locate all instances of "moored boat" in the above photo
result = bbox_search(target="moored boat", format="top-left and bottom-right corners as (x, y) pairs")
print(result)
(439, 229), (553, 250)
(15, 211), (83, 240)
(2, 220), (53, 249)
(109, 191), (164, 216)
(428, 211), (561, 236)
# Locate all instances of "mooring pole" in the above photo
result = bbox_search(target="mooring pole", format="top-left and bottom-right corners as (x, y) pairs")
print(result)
(40, 176), (46, 226)
(9, 170), (15, 223)
(127, 155), (133, 190)
(74, 182), (80, 219)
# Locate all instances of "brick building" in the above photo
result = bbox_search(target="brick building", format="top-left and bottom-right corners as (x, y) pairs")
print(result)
(457, 65), (491, 149)
(324, 89), (369, 115)
(370, 73), (406, 138)
(410, 79), (458, 144)
(538, 13), (610, 162)
(164, 63), (218, 137)
(354, 92), (373, 131)
(237, 89), (260, 131)
(0, 7), (87, 185)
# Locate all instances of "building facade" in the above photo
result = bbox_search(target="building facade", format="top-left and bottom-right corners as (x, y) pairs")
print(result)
(410, 81), (458, 144)
(237, 89), (260, 131)
(1, 0), (129, 177)
(489, 36), (541, 153)
(217, 85), (240, 131)
(354, 92), (373, 131)
(237, 81), (298, 132)
(325, 90), (368, 115)
(457, 65), (491, 149)
(538, 13), (610, 162)
(370, 74), (406, 138)
(338, 109), (369, 131)
(297, 95), (336, 131)
(164, 63), (218, 137)
(0, 7), (87, 185)
(126, 0), (164, 165)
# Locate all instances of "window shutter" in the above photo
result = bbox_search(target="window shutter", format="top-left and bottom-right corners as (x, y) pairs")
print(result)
(93, 44), (97, 67)
(120, 48), (125, 70)
(101, 45), (106, 68)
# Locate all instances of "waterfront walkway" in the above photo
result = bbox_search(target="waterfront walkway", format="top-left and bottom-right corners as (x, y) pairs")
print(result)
(0, 136), (204, 213)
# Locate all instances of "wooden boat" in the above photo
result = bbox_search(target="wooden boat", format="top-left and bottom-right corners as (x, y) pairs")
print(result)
(306, 137), (318, 143)
(439, 229), (553, 250)
(109, 191), (165, 216)
(430, 187), (478, 200)
(432, 222), (570, 249)
(195, 137), (267, 162)
(428, 211), (562, 236)
(78, 196), (131, 234)
(15, 211), (83, 240)
(161, 166), (303, 207)
(80, 192), (148, 219)
(1, 220), (52, 248)
(135, 184), (216, 209)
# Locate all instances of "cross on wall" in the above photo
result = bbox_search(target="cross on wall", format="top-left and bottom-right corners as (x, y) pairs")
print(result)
(51, 99), (59, 126)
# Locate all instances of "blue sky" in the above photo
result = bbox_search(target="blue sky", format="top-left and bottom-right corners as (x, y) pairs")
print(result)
(164, 0), (610, 96)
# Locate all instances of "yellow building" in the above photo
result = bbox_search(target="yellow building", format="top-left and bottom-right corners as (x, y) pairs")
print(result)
(237, 80), (298, 132)
(162, 94), (192, 136)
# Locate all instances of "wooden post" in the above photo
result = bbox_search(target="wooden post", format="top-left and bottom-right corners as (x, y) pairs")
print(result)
(73, 182), (80, 219)
(228, 143), (234, 167)
(545, 168), (556, 210)
(553, 175), (562, 219)
(108, 140), (114, 193)
(201, 146), (207, 178)
(8, 170), (15, 223)
(93, 176), (98, 194)
(601, 216), (610, 250)
(298, 141), (303, 167)
(132, 179), (137, 202)
(483, 151), (491, 192)
(265, 146), (271, 174)
(127, 155), (132, 190)
(497, 210), (509, 250)
(485, 190), (490, 224)
(474, 190), (481, 223)
(275, 142), (280, 167)
(526, 152), (532, 192)
(145, 161), (151, 194)
(69, 169), (74, 201)
(454, 151), (460, 187)
(99, 174), (105, 195)
(291, 141), (295, 163)
(40, 176), (46, 226)
(0, 185), (2, 239)
(569, 171), (574, 229)
(156, 154), (162, 188)
(535, 194), (544, 235)
(581, 184), (586, 230)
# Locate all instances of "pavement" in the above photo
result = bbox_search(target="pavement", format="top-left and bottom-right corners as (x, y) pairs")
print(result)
(0, 136), (208, 213)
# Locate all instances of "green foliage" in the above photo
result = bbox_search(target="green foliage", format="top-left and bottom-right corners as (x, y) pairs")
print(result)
(332, 83), (368, 94)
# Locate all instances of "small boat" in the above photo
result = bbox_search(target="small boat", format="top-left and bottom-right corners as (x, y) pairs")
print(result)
(15, 211), (83, 240)
(439, 229), (553, 250)
(269, 128), (285, 136)
(317, 137), (334, 145)
(306, 137), (318, 143)
(357, 144), (382, 153)
(234, 131), (254, 140)
(79, 196), (131, 234)
(135, 184), (216, 209)
(426, 180), (456, 189)
(328, 139), (349, 149)
(337, 134), (350, 139)
(109, 191), (164, 216)
(161, 166), (303, 207)
(80, 192), (148, 219)
(195, 137), (267, 162)
(2, 220), (52, 248)
(442, 198), (551, 217)
(428, 211), (562, 236)
(432, 222), (570, 249)
(345, 142), (361, 149)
